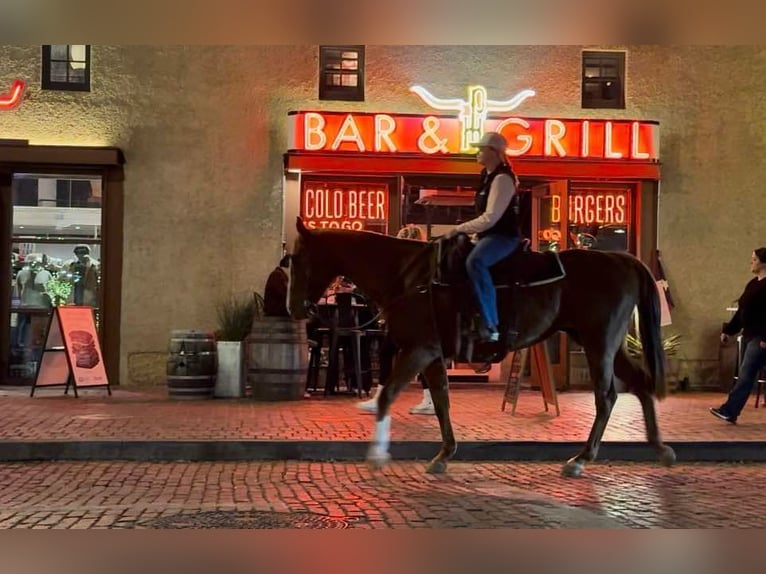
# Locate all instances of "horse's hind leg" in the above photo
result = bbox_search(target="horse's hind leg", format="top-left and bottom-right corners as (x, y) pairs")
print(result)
(367, 347), (438, 470)
(562, 349), (618, 478)
(420, 357), (456, 475)
(614, 348), (676, 467)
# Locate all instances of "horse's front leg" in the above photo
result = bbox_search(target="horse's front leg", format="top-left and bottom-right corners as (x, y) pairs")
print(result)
(420, 357), (456, 474)
(367, 348), (438, 470)
(562, 353), (618, 478)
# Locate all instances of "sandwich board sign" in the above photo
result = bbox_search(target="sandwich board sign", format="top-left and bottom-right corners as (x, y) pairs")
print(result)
(31, 306), (111, 397)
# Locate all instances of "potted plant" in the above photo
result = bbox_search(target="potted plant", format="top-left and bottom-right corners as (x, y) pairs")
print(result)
(214, 292), (263, 398)
(625, 332), (682, 388)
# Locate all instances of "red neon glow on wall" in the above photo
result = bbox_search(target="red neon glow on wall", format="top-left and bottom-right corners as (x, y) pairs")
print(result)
(0, 79), (25, 110)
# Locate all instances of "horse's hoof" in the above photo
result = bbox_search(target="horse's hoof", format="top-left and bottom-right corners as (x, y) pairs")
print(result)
(561, 459), (585, 478)
(366, 447), (391, 470)
(425, 459), (447, 474)
(659, 445), (676, 467)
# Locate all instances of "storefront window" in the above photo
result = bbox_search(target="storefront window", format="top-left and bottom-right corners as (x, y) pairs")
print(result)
(402, 184), (477, 239)
(8, 174), (102, 382)
(565, 186), (632, 252)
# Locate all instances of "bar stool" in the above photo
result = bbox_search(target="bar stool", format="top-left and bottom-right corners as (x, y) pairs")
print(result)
(333, 292), (368, 397)
(305, 305), (335, 394)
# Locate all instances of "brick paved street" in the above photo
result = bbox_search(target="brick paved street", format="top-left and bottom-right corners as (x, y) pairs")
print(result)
(2, 386), (765, 443)
(0, 460), (762, 528)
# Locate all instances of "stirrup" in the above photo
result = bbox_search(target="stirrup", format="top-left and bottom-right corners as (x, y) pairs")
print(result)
(473, 362), (492, 374)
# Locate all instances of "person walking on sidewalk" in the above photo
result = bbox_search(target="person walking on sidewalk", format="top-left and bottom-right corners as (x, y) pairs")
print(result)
(357, 333), (434, 415)
(711, 247), (766, 424)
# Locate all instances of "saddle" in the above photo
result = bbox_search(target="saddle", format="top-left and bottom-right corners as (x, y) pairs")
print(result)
(437, 234), (565, 289)
(435, 234), (566, 366)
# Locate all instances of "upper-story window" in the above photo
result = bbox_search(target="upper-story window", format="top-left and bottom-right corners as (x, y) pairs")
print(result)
(42, 45), (91, 92)
(319, 46), (364, 101)
(581, 50), (625, 109)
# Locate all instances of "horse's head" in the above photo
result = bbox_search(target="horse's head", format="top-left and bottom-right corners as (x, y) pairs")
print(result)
(289, 217), (339, 319)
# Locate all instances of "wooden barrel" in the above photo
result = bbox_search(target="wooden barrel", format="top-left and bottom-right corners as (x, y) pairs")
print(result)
(167, 330), (217, 400)
(246, 317), (308, 401)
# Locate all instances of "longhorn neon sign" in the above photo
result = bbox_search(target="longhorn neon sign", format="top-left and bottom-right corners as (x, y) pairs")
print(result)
(0, 79), (25, 110)
(409, 85), (536, 152)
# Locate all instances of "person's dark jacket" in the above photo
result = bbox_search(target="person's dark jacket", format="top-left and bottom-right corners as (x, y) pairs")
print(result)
(723, 277), (766, 341)
(263, 267), (289, 317)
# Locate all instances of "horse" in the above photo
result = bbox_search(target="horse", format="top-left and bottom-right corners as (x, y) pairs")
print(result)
(289, 217), (676, 478)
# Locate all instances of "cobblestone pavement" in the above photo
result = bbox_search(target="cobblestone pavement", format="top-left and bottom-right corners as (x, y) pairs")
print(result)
(1, 386), (765, 443)
(0, 460), (762, 529)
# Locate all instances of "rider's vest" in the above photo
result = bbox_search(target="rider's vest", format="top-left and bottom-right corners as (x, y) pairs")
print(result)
(474, 163), (521, 239)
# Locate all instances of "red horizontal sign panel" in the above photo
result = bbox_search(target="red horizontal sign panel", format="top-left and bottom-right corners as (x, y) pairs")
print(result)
(288, 111), (659, 161)
(301, 181), (389, 231)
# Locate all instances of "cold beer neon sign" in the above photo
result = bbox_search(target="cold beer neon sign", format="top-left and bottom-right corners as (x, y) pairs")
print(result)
(301, 181), (389, 231)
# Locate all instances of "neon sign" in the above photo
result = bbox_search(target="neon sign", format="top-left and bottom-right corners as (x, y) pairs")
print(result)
(301, 181), (389, 231)
(288, 111), (658, 161)
(0, 79), (25, 110)
(409, 85), (536, 152)
(551, 192), (629, 225)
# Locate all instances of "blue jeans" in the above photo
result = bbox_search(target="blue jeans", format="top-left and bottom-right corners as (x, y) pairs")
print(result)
(465, 234), (520, 331)
(720, 337), (766, 418)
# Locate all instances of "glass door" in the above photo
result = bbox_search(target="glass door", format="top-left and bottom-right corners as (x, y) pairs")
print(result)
(7, 173), (102, 384)
(530, 181), (570, 389)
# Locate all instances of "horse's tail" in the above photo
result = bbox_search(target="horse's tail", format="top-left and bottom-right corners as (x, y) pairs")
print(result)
(636, 260), (667, 398)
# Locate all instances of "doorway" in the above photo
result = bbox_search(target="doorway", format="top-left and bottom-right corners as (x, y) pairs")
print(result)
(0, 144), (124, 386)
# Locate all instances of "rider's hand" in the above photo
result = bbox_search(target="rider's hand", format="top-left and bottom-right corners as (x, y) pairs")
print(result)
(720, 333), (730, 345)
(443, 229), (459, 240)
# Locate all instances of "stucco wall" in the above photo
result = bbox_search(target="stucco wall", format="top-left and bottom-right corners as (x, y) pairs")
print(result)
(2, 45), (765, 388)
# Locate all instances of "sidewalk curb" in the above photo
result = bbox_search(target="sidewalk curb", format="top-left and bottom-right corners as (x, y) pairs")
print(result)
(0, 440), (764, 463)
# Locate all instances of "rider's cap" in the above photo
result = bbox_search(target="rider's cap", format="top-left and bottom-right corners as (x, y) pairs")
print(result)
(475, 131), (507, 154)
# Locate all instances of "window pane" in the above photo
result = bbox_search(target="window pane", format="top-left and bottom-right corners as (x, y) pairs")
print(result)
(50, 45), (68, 60)
(584, 65), (601, 78)
(50, 61), (68, 82)
(341, 74), (358, 87)
(602, 81), (620, 99)
(341, 51), (358, 59)
(341, 59), (358, 70)
(68, 67), (86, 83)
(69, 44), (87, 62)
(583, 81), (601, 98)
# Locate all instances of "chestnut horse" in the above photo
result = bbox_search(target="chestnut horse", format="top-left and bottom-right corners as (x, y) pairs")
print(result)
(289, 218), (675, 477)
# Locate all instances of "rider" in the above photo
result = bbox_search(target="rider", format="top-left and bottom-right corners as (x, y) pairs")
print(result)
(444, 131), (522, 343)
